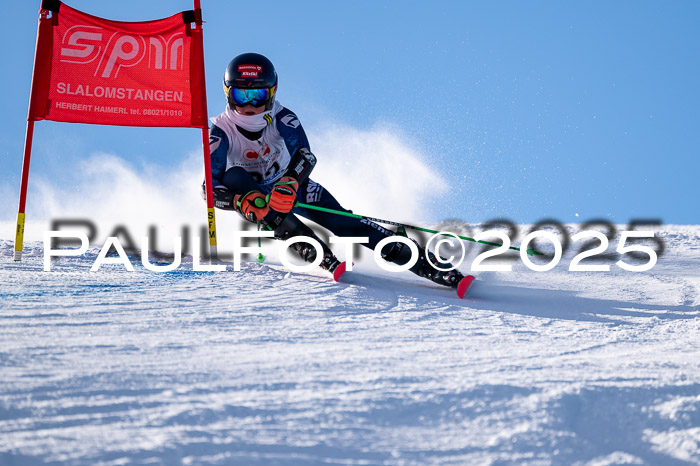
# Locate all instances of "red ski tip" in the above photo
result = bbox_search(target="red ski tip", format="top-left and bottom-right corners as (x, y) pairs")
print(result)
(456, 275), (476, 299)
(333, 261), (348, 282)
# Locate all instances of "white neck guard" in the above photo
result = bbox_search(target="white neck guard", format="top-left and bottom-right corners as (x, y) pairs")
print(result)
(225, 101), (282, 132)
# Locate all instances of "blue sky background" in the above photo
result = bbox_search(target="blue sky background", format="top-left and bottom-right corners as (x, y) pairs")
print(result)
(1, 0), (699, 226)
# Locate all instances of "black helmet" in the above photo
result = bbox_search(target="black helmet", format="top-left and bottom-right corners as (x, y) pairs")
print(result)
(223, 52), (278, 110)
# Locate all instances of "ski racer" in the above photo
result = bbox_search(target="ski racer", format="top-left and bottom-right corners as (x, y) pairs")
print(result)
(204, 52), (465, 289)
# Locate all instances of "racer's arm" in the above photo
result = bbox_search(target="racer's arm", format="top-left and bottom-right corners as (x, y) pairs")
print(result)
(202, 124), (236, 210)
(269, 109), (317, 212)
(209, 124), (229, 187)
(275, 108), (316, 184)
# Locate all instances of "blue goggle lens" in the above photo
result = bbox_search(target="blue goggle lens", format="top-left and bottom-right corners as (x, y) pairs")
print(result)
(230, 88), (270, 107)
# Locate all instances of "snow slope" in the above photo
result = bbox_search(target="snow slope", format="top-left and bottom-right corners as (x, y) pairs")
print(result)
(1, 225), (699, 465)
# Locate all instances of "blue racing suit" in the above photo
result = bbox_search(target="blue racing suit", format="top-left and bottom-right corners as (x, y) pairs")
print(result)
(207, 103), (392, 249)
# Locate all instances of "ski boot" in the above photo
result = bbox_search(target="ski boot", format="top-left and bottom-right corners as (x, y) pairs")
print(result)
(265, 213), (343, 276)
(319, 252), (343, 274)
(410, 249), (465, 287)
(382, 237), (465, 288)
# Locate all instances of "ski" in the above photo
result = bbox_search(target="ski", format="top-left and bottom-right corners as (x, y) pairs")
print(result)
(456, 275), (476, 299)
(331, 261), (348, 282)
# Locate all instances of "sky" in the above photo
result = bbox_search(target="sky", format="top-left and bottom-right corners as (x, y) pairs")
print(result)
(1, 0), (699, 231)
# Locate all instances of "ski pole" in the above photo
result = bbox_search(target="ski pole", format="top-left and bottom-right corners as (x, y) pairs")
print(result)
(256, 222), (266, 263)
(295, 202), (543, 256)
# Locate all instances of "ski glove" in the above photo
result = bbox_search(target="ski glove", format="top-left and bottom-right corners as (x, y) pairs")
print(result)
(234, 191), (269, 222)
(267, 176), (299, 213)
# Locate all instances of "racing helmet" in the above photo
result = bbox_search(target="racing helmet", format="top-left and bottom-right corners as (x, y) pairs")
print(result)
(223, 52), (278, 111)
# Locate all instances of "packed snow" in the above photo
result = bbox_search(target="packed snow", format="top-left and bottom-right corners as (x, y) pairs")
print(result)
(2, 130), (699, 464)
(1, 222), (698, 465)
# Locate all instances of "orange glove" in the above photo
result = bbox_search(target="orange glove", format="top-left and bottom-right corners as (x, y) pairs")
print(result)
(234, 191), (269, 222)
(267, 176), (299, 213)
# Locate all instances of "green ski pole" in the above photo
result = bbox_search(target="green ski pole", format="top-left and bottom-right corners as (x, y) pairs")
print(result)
(295, 202), (542, 256)
(256, 222), (266, 263)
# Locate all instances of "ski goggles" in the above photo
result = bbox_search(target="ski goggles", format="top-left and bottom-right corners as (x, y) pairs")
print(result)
(227, 87), (275, 107)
